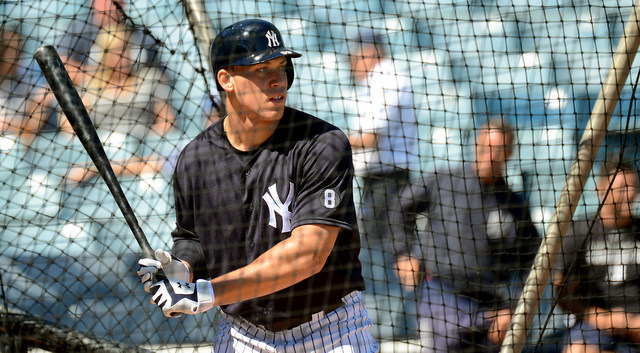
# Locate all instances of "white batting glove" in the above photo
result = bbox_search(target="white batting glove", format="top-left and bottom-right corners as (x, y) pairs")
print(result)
(137, 249), (191, 293)
(150, 278), (215, 318)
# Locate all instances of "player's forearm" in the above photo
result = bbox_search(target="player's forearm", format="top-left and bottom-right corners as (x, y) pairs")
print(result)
(210, 224), (338, 306)
(585, 306), (640, 340)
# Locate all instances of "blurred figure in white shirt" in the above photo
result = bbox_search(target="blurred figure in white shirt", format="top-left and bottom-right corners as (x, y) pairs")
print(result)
(348, 29), (419, 340)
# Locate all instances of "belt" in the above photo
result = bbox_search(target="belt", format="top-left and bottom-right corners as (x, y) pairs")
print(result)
(267, 301), (345, 332)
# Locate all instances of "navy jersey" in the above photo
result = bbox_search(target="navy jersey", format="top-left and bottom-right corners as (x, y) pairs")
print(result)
(391, 164), (540, 308)
(560, 218), (640, 313)
(170, 107), (365, 326)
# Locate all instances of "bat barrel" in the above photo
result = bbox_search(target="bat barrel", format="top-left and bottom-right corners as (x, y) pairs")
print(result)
(34, 45), (155, 259)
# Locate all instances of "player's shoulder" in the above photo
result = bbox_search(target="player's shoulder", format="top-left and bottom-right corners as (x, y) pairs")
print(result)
(285, 107), (338, 130)
(284, 107), (349, 144)
(175, 120), (224, 168)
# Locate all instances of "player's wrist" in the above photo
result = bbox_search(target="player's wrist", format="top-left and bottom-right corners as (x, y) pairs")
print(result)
(195, 279), (215, 313)
(183, 260), (194, 282)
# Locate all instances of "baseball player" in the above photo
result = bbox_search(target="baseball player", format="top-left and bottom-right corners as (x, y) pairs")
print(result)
(391, 118), (541, 352)
(137, 19), (378, 353)
(555, 155), (640, 353)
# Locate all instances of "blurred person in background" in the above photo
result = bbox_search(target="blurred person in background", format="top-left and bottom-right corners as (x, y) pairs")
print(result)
(555, 154), (640, 353)
(32, 0), (163, 133)
(0, 25), (45, 144)
(391, 118), (541, 352)
(31, 24), (177, 183)
(348, 29), (420, 340)
(58, 0), (160, 69)
(62, 24), (175, 136)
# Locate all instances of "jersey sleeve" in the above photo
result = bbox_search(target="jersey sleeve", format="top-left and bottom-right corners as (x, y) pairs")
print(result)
(170, 147), (208, 278)
(290, 129), (356, 230)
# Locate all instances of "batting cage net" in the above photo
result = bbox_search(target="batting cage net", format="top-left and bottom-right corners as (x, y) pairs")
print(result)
(2, 0), (640, 352)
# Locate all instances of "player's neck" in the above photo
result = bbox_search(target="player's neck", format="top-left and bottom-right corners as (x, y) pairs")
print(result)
(223, 113), (279, 152)
(600, 207), (633, 230)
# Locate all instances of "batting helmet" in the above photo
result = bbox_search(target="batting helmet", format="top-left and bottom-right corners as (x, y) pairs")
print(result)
(210, 19), (302, 91)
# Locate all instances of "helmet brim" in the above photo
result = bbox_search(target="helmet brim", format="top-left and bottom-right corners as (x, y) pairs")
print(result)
(231, 47), (302, 67)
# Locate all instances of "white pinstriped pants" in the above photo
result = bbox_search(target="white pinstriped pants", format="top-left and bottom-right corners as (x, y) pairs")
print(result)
(212, 291), (379, 353)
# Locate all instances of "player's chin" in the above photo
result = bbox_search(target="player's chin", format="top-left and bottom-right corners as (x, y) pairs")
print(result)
(266, 98), (286, 113)
(260, 104), (286, 120)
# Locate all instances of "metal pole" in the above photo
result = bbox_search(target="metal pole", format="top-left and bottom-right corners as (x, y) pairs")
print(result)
(182, 0), (214, 68)
(181, 0), (221, 113)
(500, 1), (640, 352)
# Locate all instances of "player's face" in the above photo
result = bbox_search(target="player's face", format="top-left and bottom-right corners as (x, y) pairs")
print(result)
(350, 44), (377, 83)
(227, 57), (288, 122)
(598, 170), (638, 219)
(474, 128), (512, 181)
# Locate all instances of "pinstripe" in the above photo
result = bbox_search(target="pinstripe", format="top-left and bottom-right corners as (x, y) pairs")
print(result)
(212, 291), (378, 353)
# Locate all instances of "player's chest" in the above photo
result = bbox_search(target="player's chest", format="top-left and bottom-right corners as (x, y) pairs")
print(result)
(583, 232), (640, 284)
(193, 149), (301, 212)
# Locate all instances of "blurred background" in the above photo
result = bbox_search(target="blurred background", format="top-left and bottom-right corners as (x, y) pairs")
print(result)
(2, 0), (640, 351)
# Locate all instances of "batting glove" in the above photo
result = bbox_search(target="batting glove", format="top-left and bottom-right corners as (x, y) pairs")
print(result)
(150, 278), (215, 318)
(137, 249), (191, 293)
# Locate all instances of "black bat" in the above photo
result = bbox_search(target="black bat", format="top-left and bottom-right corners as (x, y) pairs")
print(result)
(34, 45), (154, 259)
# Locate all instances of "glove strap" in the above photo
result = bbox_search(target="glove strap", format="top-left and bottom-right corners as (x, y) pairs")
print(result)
(195, 279), (215, 313)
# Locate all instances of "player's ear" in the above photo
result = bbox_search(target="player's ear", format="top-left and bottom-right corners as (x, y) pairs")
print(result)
(217, 68), (233, 92)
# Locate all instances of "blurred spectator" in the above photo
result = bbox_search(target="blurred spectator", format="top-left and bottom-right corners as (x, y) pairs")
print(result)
(348, 30), (419, 245)
(391, 118), (541, 352)
(0, 26), (44, 143)
(347, 29), (420, 339)
(200, 90), (222, 128)
(37, 24), (177, 183)
(555, 154), (640, 353)
(63, 24), (175, 135)
(58, 0), (160, 68)
(27, 0), (165, 135)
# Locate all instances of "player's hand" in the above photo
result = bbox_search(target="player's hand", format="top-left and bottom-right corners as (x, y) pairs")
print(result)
(137, 249), (192, 293)
(487, 308), (512, 345)
(149, 278), (215, 318)
(395, 256), (421, 291)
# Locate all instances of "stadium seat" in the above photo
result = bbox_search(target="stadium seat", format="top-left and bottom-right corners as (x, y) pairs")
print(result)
(1, 219), (94, 259)
(206, 0), (284, 23)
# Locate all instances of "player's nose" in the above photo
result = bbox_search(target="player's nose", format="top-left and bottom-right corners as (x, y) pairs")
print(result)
(267, 69), (287, 88)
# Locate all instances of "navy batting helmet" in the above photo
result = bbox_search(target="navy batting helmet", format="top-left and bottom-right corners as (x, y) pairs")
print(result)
(210, 19), (302, 91)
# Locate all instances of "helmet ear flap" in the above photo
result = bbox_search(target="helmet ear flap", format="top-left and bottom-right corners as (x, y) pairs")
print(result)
(285, 57), (295, 89)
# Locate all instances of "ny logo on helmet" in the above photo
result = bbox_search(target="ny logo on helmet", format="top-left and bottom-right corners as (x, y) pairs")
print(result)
(265, 30), (280, 48)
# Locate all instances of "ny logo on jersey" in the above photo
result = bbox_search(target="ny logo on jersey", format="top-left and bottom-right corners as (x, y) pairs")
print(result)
(262, 182), (294, 233)
(265, 30), (280, 48)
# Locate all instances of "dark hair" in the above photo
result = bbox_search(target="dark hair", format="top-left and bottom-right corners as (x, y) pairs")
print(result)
(354, 29), (384, 46)
(350, 29), (386, 56)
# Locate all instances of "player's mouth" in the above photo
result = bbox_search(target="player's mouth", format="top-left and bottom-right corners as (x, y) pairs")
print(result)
(269, 94), (285, 104)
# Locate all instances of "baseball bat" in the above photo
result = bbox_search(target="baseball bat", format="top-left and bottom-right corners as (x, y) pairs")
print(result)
(34, 45), (154, 259)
